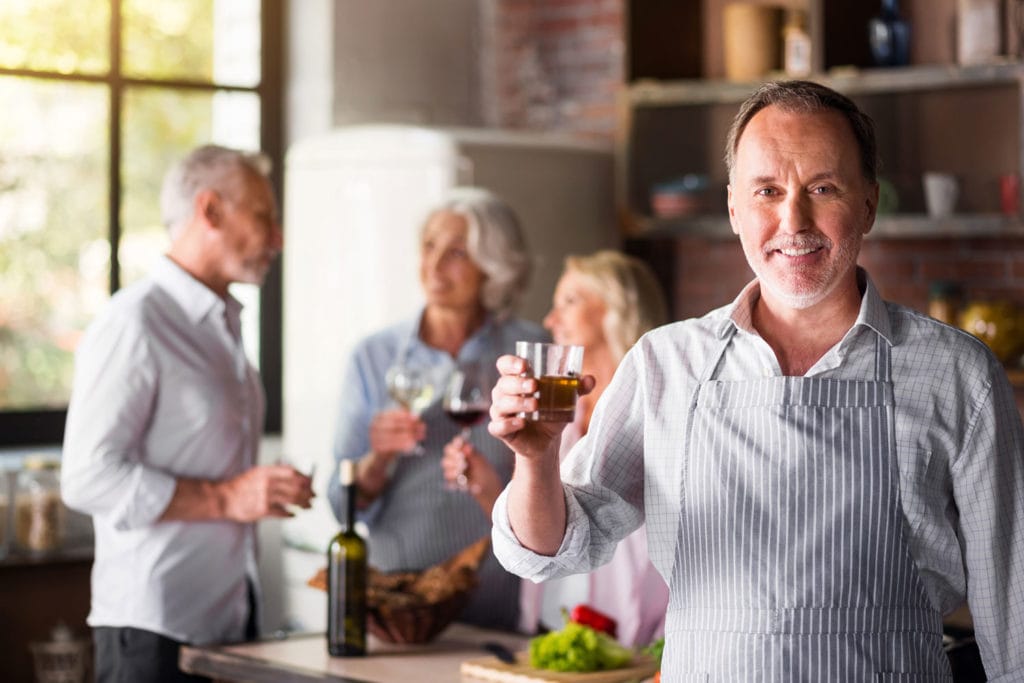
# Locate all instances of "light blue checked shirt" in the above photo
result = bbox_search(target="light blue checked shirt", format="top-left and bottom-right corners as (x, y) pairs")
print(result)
(493, 270), (1024, 679)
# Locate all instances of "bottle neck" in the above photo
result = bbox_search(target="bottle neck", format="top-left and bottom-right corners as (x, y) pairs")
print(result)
(343, 481), (357, 533)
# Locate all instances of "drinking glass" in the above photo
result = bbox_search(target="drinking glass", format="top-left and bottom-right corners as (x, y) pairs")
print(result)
(442, 364), (492, 491)
(514, 342), (584, 422)
(385, 362), (435, 455)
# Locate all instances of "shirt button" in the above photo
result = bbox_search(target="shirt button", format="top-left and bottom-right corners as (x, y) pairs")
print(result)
(763, 367), (773, 377)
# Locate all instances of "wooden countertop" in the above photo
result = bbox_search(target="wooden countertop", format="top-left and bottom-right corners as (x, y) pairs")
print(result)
(179, 623), (529, 683)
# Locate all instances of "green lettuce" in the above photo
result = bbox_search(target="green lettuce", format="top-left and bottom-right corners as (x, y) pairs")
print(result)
(528, 621), (634, 672)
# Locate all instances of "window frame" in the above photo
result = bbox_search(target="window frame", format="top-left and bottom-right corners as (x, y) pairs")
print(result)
(0, 0), (284, 446)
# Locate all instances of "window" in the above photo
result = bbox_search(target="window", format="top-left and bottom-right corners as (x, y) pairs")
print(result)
(0, 0), (283, 445)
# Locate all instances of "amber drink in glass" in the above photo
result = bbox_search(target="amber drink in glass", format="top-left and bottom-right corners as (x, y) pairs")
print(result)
(514, 342), (584, 422)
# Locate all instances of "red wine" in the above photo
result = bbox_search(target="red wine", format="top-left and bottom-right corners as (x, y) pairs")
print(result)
(445, 408), (486, 427)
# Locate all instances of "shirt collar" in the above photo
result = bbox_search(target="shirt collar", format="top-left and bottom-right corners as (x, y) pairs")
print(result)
(404, 307), (500, 360)
(152, 256), (240, 326)
(719, 267), (893, 346)
(852, 269), (894, 346)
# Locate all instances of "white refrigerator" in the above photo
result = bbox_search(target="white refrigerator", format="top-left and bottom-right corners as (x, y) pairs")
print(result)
(269, 124), (616, 633)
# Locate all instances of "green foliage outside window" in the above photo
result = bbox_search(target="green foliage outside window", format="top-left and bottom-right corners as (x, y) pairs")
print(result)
(0, 0), (261, 412)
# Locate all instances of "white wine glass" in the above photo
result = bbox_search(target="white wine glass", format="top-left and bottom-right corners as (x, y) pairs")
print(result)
(385, 363), (435, 455)
(442, 364), (492, 491)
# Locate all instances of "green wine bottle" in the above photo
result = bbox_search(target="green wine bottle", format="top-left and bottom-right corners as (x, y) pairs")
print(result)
(327, 459), (367, 656)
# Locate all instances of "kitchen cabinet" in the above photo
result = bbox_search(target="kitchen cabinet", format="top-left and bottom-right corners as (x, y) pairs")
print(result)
(617, 0), (1024, 241)
(0, 548), (93, 682)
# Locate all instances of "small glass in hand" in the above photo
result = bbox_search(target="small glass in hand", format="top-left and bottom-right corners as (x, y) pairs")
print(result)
(442, 364), (492, 491)
(385, 363), (434, 455)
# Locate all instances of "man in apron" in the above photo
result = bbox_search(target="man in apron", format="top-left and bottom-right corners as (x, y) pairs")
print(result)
(488, 81), (1024, 680)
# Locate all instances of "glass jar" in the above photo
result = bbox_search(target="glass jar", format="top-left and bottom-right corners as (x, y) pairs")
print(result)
(0, 469), (12, 559)
(15, 457), (64, 554)
(782, 10), (812, 78)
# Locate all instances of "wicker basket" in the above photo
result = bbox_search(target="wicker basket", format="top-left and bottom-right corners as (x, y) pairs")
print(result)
(310, 535), (490, 645)
(367, 586), (473, 644)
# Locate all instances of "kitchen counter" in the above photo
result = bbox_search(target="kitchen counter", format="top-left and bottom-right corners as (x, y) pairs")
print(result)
(179, 623), (529, 683)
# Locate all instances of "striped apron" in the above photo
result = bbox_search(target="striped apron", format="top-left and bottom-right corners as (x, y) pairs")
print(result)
(662, 330), (951, 681)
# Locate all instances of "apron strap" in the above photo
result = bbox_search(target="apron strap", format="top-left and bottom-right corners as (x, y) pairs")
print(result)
(700, 326), (737, 384)
(874, 332), (892, 382)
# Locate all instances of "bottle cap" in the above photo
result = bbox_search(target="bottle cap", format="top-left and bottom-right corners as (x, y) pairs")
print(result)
(340, 460), (356, 486)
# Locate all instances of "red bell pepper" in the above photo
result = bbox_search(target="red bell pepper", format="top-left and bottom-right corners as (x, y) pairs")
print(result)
(569, 604), (618, 638)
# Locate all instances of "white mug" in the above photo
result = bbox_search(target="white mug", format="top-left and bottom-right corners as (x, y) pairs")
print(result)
(923, 172), (959, 218)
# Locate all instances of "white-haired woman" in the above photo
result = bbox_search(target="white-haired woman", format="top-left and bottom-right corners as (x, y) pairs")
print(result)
(327, 187), (547, 634)
(442, 249), (670, 645)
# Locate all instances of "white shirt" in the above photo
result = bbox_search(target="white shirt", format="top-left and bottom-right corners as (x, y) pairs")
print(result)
(62, 256), (264, 645)
(493, 271), (1024, 678)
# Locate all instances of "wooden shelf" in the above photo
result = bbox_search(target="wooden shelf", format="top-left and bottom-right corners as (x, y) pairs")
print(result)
(627, 61), (1024, 108)
(618, 61), (1024, 239)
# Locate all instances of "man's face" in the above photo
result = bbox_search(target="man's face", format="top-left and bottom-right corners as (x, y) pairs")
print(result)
(217, 169), (283, 287)
(727, 105), (878, 312)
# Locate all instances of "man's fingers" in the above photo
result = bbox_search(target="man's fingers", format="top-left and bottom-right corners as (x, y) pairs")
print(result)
(491, 391), (535, 419)
(268, 503), (293, 518)
(488, 415), (526, 438)
(495, 354), (528, 375)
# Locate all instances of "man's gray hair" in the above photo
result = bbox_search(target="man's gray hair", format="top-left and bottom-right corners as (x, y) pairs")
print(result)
(160, 144), (272, 239)
(426, 187), (532, 319)
(724, 80), (878, 184)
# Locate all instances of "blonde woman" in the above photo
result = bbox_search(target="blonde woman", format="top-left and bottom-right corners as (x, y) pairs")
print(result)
(443, 249), (670, 645)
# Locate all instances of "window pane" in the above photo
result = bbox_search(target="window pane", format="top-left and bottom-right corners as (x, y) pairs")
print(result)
(0, 78), (110, 410)
(121, 86), (262, 363)
(0, 0), (110, 74)
(122, 0), (260, 87)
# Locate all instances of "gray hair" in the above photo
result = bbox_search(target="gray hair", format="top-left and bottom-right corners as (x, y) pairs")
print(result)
(724, 80), (878, 184)
(564, 250), (669, 363)
(160, 144), (272, 239)
(425, 187), (532, 319)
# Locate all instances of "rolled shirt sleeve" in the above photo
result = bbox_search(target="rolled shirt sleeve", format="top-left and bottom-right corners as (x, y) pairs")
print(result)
(492, 481), (601, 582)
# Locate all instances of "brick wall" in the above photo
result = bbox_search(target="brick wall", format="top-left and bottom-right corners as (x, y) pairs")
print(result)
(668, 236), (1024, 322)
(486, 0), (623, 139)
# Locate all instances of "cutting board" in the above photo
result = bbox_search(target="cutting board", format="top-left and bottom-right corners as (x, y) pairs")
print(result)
(461, 652), (657, 683)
